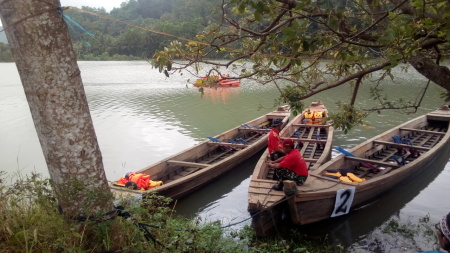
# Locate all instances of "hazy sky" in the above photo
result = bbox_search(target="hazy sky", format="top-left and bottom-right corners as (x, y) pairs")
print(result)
(1, 0), (126, 26)
(61, 0), (127, 12)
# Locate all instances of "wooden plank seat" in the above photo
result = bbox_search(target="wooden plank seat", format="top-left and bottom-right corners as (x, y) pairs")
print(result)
(400, 128), (446, 135)
(410, 131), (443, 148)
(166, 160), (210, 168)
(207, 142), (250, 148)
(373, 140), (431, 151)
(375, 167), (395, 177)
(344, 156), (401, 168)
(203, 149), (236, 164)
(282, 137), (327, 143)
(245, 134), (262, 142)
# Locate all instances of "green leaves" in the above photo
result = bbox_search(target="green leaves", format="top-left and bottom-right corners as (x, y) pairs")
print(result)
(237, 3), (246, 14)
(146, 0), (449, 135)
(294, 0), (311, 10)
(328, 102), (368, 134)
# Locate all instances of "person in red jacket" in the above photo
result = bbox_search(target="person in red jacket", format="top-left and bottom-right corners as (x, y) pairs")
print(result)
(267, 138), (308, 190)
(268, 118), (284, 161)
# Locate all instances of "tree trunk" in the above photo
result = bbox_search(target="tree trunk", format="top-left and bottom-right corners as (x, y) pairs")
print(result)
(0, 0), (114, 218)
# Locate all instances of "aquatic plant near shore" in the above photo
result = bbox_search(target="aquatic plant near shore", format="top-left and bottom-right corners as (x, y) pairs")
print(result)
(348, 214), (440, 252)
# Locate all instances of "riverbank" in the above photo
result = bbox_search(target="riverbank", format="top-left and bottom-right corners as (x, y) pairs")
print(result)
(0, 46), (143, 62)
(1, 171), (442, 252)
(0, 172), (338, 252)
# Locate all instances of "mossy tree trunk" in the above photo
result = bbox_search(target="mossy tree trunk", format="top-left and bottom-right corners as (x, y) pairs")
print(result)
(0, 0), (114, 218)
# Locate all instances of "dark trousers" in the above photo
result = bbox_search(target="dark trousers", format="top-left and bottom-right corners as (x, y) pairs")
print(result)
(274, 169), (307, 186)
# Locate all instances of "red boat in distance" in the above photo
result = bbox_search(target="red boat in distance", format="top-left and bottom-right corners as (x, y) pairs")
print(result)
(193, 75), (241, 87)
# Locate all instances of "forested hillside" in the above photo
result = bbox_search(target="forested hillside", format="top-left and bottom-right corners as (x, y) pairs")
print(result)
(66, 0), (220, 60)
(0, 0), (221, 61)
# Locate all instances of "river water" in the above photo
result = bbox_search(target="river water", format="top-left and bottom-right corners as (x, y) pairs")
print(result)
(1, 61), (449, 251)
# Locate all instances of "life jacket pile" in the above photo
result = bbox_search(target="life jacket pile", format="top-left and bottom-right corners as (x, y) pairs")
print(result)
(116, 172), (163, 190)
(303, 110), (325, 124)
(324, 171), (366, 183)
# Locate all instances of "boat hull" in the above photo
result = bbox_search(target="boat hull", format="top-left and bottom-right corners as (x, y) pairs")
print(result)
(287, 107), (450, 225)
(193, 77), (241, 87)
(110, 106), (291, 200)
(248, 101), (333, 236)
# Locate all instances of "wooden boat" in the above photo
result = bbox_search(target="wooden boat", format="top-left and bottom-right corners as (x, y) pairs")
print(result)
(193, 75), (241, 87)
(282, 106), (450, 227)
(247, 101), (334, 236)
(216, 79), (240, 87)
(110, 106), (291, 200)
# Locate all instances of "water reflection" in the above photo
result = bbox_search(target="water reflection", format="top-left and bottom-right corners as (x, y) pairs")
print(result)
(2, 61), (450, 250)
(293, 143), (450, 250)
(200, 87), (240, 104)
(175, 150), (263, 228)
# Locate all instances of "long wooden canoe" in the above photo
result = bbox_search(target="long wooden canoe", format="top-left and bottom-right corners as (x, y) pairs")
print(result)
(110, 105), (291, 200)
(283, 106), (450, 227)
(247, 101), (334, 236)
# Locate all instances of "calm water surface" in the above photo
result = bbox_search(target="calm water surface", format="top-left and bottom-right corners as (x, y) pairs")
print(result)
(1, 61), (449, 251)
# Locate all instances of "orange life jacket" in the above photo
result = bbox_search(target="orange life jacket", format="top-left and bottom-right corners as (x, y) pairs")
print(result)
(128, 173), (151, 189)
(304, 111), (314, 119)
(117, 177), (129, 185)
(304, 110), (314, 124)
(148, 180), (163, 189)
(313, 111), (324, 124)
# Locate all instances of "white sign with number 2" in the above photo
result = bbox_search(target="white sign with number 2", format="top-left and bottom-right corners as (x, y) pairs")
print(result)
(331, 187), (356, 217)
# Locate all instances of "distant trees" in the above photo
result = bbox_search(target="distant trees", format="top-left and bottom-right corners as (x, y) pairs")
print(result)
(136, 0), (175, 19)
(0, 0), (223, 62)
(153, 0), (450, 132)
(51, 0), (219, 60)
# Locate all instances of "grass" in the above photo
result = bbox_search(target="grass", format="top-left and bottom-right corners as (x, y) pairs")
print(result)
(0, 171), (340, 252)
(2, 170), (440, 252)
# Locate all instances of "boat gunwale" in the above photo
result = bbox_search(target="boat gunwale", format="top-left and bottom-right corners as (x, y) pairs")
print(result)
(110, 107), (291, 199)
(311, 113), (450, 187)
(248, 103), (333, 204)
(287, 109), (450, 225)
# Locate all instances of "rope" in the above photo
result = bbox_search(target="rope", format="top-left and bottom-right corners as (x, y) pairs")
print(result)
(235, 179), (341, 235)
(56, 6), (95, 46)
(72, 208), (117, 222)
(72, 189), (323, 241)
(0, 2), (311, 62)
(66, 6), (304, 61)
(249, 179), (344, 234)
(67, 7), (207, 46)
(72, 206), (167, 248)
(218, 216), (253, 229)
(58, 8), (94, 37)
(0, 7), (55, 33)
(115, 206), (168, 249)
(0, 3), (93, 49)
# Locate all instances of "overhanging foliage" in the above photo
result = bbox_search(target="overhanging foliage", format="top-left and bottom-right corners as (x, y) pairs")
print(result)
(153, 0), (450, 132)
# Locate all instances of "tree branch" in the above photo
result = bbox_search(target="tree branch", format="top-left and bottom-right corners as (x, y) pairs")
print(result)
(408, 56), (450, 91)
(300, 61), (392, 100)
